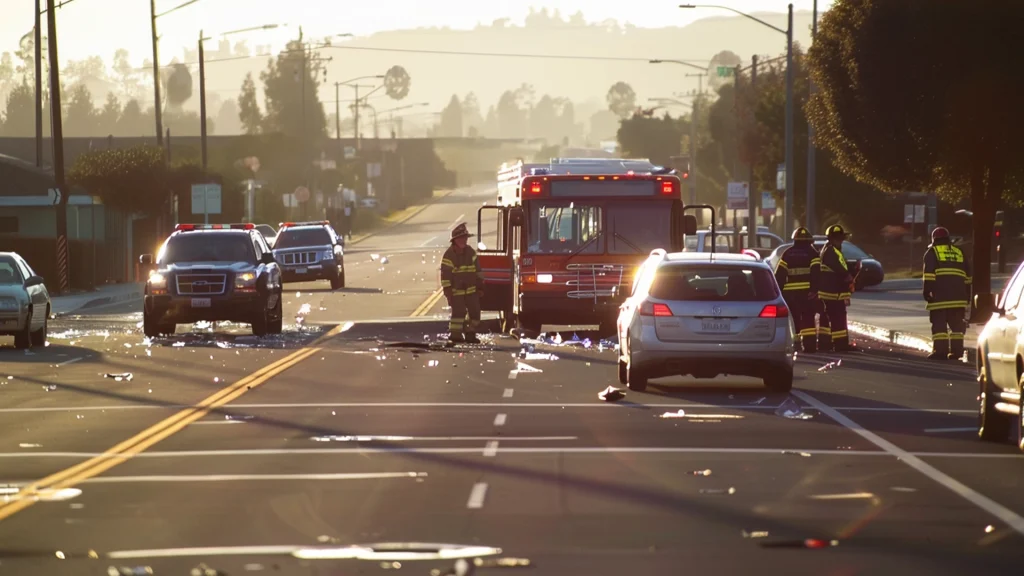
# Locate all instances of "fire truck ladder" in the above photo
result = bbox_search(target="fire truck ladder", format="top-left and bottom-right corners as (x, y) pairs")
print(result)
(565, 263), (624, 303)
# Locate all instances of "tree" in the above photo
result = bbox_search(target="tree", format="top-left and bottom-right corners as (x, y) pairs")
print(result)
(68, 145), (169, 214)
(807, 0), (1024, 300)
(112, 49), (144, 101)
(531, 95), (559, 143)
(215, 99), (241, 135)
(116, 99), (149, 136)
(0, 83), (33, 136)
(64, 56), (107, 88)
(0, 52), (14, 106)
(606, 81), (636, 119)
(163, 63), (193, 108)
(617, 112), (687, 167)
(98, 92), (121, 135)
(462, 92), (483, 136)
(707, 50), (742, 91)
(237, 72), (262, 135)
(439, 94), (463, 137)
(495, 90), (527, 139)
(259, 41), (327, 138)
(64, 84), (98, 137)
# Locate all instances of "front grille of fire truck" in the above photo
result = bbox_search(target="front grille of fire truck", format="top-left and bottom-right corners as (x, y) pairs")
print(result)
(565, 263), (625, 301)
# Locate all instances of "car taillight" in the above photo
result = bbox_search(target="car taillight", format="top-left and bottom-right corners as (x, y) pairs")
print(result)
(759, 304), (789, 318)
(640, 302), (673, 317)
(661, 181), (674, 194)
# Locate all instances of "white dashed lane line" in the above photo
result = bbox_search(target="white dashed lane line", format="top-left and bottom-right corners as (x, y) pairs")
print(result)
(483, 441), (499, 457)
(503, 388), (514, 398)
(493, 414), (507, 427)
(467, 482), (488, 509)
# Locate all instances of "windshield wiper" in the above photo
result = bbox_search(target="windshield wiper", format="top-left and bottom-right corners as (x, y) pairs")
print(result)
(565, 230), (605, 263)
(612, 232), (643, 254)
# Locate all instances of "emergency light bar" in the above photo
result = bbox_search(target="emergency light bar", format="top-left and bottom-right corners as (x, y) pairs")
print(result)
(174, 223), (254, 231)
(278, 220), (331, 228)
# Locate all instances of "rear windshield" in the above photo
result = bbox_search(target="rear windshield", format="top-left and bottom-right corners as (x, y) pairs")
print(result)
(275, 228), (332, 248)
(160, 233), (255, 264)
(650, 264), (779, 302)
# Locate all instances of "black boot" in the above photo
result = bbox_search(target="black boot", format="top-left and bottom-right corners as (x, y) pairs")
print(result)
(464, 333), (481, 344)
(448, 332), (465, 345)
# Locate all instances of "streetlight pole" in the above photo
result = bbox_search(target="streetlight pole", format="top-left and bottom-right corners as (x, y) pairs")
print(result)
(149, 0), (162, 146)
(335, 75), (385, 147)
(681, 3), (794, 238)
(34, 0), (43, 168)
(806, 0), (819, 234)
(45, 0), (68, 294)
(649, 59), (706, 206)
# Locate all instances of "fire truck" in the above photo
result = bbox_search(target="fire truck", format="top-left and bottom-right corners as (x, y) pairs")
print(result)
(476, 158), (698, 336)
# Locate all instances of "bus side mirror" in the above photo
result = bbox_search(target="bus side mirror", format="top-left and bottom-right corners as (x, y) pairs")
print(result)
(139, 254), (153, 265)
(509, 207), (524, 226)
(683, 214), (698, 236)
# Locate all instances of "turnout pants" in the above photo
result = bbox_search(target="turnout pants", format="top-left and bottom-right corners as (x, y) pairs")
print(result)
(785, 295), (818, 352)
(816, 299), (832, 351)
(824, 300), (849, 350)
(449, 288), (481, 338)
(930, 308), (967, 358)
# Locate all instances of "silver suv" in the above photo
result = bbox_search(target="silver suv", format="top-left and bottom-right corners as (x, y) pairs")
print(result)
(272, 221), (346, 289)
(616, 250), (795, 392)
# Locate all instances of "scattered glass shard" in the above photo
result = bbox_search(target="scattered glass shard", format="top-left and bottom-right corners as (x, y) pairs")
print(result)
(699, 487), (736, 495)
(370, 254), (380, 261)
(775, 397), (813, 420)
(985, 525), (995, 533)
(380, 256), (389, 264)
(691, 469), (712, 476)
(742, 530), (770, 538)
(659, 409), (686, 419)
(105, 373), (134, 382)
(427, 360), (439, 367)
(515, 362), (542, 373)
(890, 486), (916, 493)
(598, 386), (626, 402)
(781, 450), (812, 457)
(750, 397), (767, 405)
(760, 538), (838, 549)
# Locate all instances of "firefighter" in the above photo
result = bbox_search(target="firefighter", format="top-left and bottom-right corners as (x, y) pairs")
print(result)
(819, 224), (857, 352)
(922, 226), (971, 360)
(440, 223), (485, 344)
(775, 227), (821, 353)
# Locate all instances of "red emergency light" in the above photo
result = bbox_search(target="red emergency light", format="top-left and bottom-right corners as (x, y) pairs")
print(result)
(174, 223), (255, 232)
(279, 220), (330, 228)
(529, 182), (542, 194)
(661, 181), (674, 195)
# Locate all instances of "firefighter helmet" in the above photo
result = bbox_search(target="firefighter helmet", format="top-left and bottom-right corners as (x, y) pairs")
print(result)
(931, 226), (950, 241)
(792, 227), (813, 242)
(825, 224), (847, 238)
(450, 223), (473, 242)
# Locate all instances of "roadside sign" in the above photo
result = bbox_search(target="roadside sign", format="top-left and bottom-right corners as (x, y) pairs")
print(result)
(283, 193), (298, 208)
(727, 181), (749, 210)
(776, 164), (786, 191)
(294, 186), (311, 203)
(367, 162), (382, 178)
(343, 146), (356, 160)
(191, 183), (222, 224)
(904, 204), (925, 224)
(915, 205), (925, 223)
(761, 190), (776, 218)
(716, 66), (733, 77)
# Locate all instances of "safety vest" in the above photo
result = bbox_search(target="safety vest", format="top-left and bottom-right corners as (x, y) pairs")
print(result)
(441, 245), (484, 295)
(923, 241), (971, 311)
(774, 243), (820, 297)
(819, 242), (852, 301)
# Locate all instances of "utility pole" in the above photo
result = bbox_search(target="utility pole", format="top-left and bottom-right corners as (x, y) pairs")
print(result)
(198, 30), (207, 170)
(805, 0), (819, 234)
(46, 0), (69, 294)
(150, 0), (163, 146)
(34, 0), (43, 168)
(747, 54), (758, 253)
(684, 72), (706, 206)
(334, 82), (341, 141)
(783, 3), (794, 238)
(354, 84), (361, 149)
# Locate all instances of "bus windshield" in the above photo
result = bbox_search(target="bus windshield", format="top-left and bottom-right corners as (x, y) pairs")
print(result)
(607, 201), (672, 254)
(526, 200), (673, 255)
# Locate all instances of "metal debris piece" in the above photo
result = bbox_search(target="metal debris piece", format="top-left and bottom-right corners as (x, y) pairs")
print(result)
(598, 386), (626, 402)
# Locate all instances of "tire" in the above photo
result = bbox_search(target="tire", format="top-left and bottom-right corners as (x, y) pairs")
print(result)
(618, 359), (627, 385)
(13, 308), (32, 349)
(626, 355), (648, 392)
(268, 295), (283, 335)
(978, 366), (1012, 442)
(764, 368), (794, 393)
(330, 267), (344, 290)
(30, 307), (48, 347)
(251, 300), (270, 337)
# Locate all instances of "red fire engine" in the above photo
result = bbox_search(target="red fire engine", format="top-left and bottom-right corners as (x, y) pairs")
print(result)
(476, 158), (698, 336)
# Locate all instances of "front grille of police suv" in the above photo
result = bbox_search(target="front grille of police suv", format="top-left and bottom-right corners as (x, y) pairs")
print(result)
(176, 273), (227, 295)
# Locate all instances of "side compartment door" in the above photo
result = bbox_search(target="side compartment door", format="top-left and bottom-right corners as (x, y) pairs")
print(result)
(477, 205), (513, 312)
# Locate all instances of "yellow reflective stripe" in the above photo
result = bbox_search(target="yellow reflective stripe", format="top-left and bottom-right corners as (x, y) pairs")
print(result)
(934, 268), (966, 277)
(777, 260), (789, 269)
(966, 277), (973, 285)
(831, 330), (848, 338)
(821, 265), (833, 272)
(465, 286), (477, 294)
(932, 333), (949, 340)
(798, 328), (817, 337)
(949, 333), (965, 340)
(787, 267), (811, 276)
(818, 327), (831, 334)
(819, 291), (839, 300)
(926, 300), (968, 311)
(440, 280), (451, 287)
(783, 282), (811, 290)
(452, 289), (468, 295)
(441, 258), (454, 267)
(922, 273), (936, 280)
(810, 258), (821, 265)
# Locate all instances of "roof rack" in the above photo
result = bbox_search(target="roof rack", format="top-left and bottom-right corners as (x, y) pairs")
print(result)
(278, 221), (331, 228)
(174, 223), (253, 232)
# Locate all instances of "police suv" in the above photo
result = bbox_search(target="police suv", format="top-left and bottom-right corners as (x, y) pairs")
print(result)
(272, 221), (346, 289)
(139, 223), (283, 337)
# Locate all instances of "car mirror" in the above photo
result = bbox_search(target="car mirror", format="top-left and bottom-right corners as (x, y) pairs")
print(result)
(24, 275), (44, 288)
(139, 254), (154, 265)
(682, 214), (698, 236)
(261, 253), (276, 265)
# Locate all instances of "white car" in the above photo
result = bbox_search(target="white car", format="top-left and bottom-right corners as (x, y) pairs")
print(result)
(617, 250), (795, 392)
(977, 260), (1024, 449)
(0, 252), (50, 349)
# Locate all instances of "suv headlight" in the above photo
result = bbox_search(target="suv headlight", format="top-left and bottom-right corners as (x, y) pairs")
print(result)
(0, 297), (18, 311)
(235, 272), (257, 292)
(323, 249), (334, 260)
(148, 273), (168, 295)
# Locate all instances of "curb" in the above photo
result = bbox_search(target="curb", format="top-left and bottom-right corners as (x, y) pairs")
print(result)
(848, 321), (976, 364)
(54, 287), (144, 316)
(348, 189), (457, 247)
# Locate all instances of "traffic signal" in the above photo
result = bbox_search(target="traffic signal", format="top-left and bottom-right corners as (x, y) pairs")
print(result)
(681, 170), (690, 180)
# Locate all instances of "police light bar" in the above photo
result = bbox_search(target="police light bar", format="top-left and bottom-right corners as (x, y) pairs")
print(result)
(279, 220), (331, 228)
(174, 223), (254, 232)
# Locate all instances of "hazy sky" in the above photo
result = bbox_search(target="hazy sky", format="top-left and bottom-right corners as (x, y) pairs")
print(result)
(2, 0), (832, 68)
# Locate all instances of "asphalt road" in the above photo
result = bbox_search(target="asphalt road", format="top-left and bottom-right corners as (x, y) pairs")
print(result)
(2, 186), (1024, 575)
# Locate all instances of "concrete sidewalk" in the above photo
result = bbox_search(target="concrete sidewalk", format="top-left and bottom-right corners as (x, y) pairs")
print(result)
(848, 273), (1012, 361)
(52, 282), (143, 316)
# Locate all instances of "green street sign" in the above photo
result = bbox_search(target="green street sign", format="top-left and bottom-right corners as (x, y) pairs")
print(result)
(716, 66), (734, 77)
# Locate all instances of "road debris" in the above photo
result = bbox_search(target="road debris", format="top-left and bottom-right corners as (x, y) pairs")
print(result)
(774, 397), (813, 420)
(104, 373), (134, 382)
(658, 409), (687, 419)
(598, 386), (626, 402)
(699, 487), (736, 495)
(760, 538), (839, 549)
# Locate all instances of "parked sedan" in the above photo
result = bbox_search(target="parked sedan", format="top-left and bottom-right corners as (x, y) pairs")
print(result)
(0, 252), (50, 349)
(977, 260), (1024, 449)
(767, 237), (885, 290)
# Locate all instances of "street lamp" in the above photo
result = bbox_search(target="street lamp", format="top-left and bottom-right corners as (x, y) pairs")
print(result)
(334, 75), (385, 142)
(199, 24), (282, 170)
(650, 59), (707, 206)
(681, 3), (794, 238)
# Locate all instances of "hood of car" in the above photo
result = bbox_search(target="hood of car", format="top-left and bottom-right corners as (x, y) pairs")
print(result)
(0, 284), (28, 300)
(162, 261), (256, 273)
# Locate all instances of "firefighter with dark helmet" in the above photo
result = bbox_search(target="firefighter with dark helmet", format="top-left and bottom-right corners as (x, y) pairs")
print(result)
(774, 227), (821, 352)
(819, 224), (858, 352)
(922, 226), (971, 360)
(440, 223), (485, 344)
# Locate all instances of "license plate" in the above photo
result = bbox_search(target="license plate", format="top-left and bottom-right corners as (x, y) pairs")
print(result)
(296, 267), (308, 274)
(191, 298), (211, 308)
(701, 320), (731, 333)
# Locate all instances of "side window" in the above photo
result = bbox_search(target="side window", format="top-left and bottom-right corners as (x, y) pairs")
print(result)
(252, 234), (265, 261)
(326, 226), (339, 246)
(1002, 268), (1024, 313)
(758, 235), (775, 249)
(16, 258), (33, 279)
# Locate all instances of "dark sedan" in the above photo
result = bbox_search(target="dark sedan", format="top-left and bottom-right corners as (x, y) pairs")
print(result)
(767, 238), (885, 290)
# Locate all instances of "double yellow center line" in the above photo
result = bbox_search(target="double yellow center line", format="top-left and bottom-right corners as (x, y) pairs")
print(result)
(0, 325), (345, 523)
(410, 289), (445, 317)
